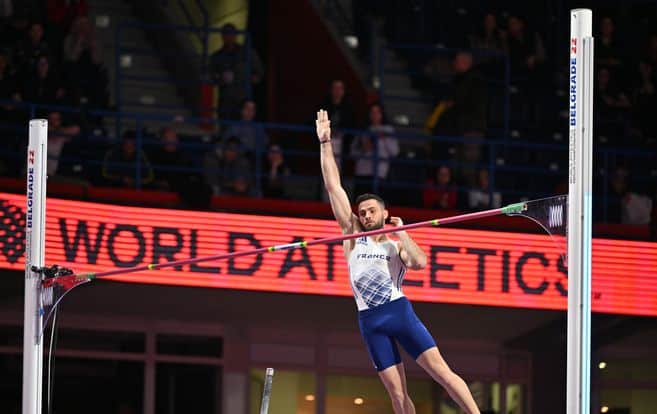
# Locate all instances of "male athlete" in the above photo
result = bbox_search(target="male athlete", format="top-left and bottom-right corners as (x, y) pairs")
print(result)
(316, 109), (480, 414)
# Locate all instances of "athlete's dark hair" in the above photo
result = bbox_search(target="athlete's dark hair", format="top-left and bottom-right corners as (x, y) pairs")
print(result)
(355, 193), (386, 208)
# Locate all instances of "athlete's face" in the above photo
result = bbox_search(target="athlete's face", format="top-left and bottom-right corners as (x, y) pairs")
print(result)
(357, 199), (388, 230)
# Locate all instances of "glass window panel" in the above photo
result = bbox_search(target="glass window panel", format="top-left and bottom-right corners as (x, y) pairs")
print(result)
(600, 388), (657, 414)
(438, 381), (500, 414)
(156, 363), (220, 414)
(599, 359), (657, 382)
(50, 358), (143, 414)
(249, 369), (315, 414)
(326, 374), (391, 413)
(0, 354), (21, 414)
(325, 373), (434, 414)
(505, 383), (524, 414)
(0, 325), (21, 347)
(57, 328), (145, 353)
(156, 333), (223, 357)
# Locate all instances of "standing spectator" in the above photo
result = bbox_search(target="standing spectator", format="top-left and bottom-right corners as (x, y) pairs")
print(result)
(426, 52), (487, 185)
(209, 23), (264, 120)
(262, 144), (290, 198)
(149, 127), (192, 192)
(350, 103), (399, 195)
(0, 0), (13, 21)
(101, 130), (154, 188)
(468, 169), (501, 209)
(644, 34), (657, 69)
(506, 15), (546, 81)
(0, 10), (29, 52)
(22, 55), (68, 105)
(469, 13), (507, 77)
(63, 16), (108, 107)
(423, 165), (458, 210)
(318, 79), (357, 166)
(222, 99), (268, 156)
(632, 61), (657, 140)
(47, 111), (80, 176)
(596, 16), (623, 70)
(469, 13), (506, 55)
(427, 51), (488, 138)
(46, 0), (88, 47)
(505, 15), (548, 126)
(14, 22), (51, 73)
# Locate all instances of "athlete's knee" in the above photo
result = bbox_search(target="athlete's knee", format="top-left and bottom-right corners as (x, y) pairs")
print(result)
(388, 390), (410, 406)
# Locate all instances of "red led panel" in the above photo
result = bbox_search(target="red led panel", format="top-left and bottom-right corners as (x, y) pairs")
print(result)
(1, 193), (655, 316)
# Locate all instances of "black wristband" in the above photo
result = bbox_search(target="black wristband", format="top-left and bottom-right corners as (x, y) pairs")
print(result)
(320, 140), (331, 144)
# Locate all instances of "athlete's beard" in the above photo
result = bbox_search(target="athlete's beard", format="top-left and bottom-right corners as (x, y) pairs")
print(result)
(363, 218), (385, 230)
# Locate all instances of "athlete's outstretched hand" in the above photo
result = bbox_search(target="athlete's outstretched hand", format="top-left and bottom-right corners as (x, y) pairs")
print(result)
(316, 109), (331, 143)
(389, 216), (404, 236)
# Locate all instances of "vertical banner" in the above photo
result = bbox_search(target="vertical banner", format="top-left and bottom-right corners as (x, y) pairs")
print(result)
(23, 119), (48, 414)
(567, 9), (594, 414)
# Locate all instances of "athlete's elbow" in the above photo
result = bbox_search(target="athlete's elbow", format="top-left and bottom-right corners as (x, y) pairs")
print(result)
(412, 256), (427, 270)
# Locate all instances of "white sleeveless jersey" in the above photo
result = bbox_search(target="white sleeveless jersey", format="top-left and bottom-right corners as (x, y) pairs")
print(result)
(348, 236), (406, 311)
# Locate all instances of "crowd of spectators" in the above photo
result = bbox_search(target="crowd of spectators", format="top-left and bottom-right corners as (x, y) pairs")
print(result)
(0, 2), (654, 230)
(351, 3), (656, 226)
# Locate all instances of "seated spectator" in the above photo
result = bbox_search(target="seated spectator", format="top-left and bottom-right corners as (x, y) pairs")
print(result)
(603, 166), (629, 223)
(209, 23), (264, 120)
(262, 144), (290, 198)
(47, 111), (80, 176)
(230, 175), (254, 197)
(651, 189), (657, 240)
(202, 136), (252, 195)
(222, 99), (268, 156)
(468, 169), (501, 209)
(101, 130), (154, 188)
(63, 16), (108, 107)
(350, 103), (399, 195)
(622, 192), (653, 225)
(22, 55), (68, 106)
(0, 49), (23, 122)
(595, 67), (631, 124)
(423, 165), (458, 210)
(149, 127), (192, 192)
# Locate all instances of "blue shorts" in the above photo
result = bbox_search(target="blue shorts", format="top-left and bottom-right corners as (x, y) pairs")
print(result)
(358, 297), (436, 372)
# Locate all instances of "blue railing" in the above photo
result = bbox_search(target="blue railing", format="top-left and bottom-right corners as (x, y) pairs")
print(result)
(0, 101), (654, 223)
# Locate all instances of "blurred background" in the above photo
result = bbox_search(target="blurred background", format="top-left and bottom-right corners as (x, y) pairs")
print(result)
(0, 0), (656, 413)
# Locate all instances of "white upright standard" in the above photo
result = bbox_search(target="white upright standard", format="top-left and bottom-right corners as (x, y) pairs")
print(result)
(567, 9), (594, 414)
(22, 119), (48, 414)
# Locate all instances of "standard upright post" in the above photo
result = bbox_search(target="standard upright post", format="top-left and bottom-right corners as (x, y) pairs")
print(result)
(567, 9), (594, 414)
(259, 367), (275, 414)
(22, 119), (48, 414)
